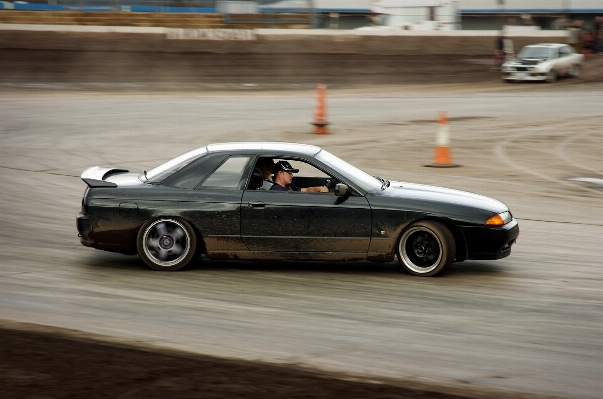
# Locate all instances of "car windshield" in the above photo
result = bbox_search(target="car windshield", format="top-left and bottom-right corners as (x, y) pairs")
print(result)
(315, 150), (382, 192)
(519, 46), (551, 60)
(142, 147), (208, 183)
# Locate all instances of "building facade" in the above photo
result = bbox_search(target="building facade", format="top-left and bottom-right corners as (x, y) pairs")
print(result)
(264, 0), (603, 30)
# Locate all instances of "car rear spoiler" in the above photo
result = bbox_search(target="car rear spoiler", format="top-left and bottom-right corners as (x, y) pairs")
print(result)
(81, 166), (128, 188)
(82, 178), (118, 188)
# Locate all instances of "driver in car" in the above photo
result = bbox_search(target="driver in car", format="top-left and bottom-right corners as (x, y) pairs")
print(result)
(270, 160), (329, 193)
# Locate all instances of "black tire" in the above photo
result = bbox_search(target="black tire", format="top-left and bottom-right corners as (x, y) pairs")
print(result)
(137, 217), (197, 271)
(396, 220), (456, 277)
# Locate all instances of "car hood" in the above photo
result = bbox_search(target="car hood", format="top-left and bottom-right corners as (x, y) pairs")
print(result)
(374, 181), (509, 221)
(518, 58), (545, 65)
(503, 58), (549, 67)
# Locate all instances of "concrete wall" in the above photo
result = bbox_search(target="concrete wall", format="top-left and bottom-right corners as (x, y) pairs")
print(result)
(0, 24), (569, 56)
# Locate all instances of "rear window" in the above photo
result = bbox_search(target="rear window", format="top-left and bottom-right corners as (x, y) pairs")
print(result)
(144, 147), (208, 183)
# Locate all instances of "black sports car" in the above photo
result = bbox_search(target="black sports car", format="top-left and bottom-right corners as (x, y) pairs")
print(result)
(77, 142), (519, 276)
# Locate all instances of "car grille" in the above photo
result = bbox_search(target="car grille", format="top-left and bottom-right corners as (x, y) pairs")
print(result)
(515, 67), (529, 72)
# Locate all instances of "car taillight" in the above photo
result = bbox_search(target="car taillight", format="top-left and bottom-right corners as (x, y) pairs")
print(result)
(81, 187), (89, 215)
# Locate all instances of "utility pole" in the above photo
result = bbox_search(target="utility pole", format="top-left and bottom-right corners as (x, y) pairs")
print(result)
(563, 0), (571, 20)
(498, 0), (506, 30)
(308, 0), (318, 29)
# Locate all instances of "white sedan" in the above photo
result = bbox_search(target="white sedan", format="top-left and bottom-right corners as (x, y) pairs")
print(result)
(500, 43), (584, 83)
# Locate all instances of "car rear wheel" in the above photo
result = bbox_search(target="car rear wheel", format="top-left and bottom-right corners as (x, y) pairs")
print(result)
(545, 70), (557, 83)
(137, 217), (197, 271)
(397, 220), (455, 277)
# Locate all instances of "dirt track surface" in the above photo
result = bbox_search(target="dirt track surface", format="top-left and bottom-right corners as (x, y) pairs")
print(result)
(0, 320), (502, 399)
(1, 52), (603, 399)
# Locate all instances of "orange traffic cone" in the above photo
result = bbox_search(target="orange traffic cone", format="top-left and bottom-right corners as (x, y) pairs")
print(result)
(311, 84), (329, 134)
(425, 111), (460, 168)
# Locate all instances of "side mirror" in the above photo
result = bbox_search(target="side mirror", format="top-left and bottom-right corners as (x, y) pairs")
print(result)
(334, 183), (348, 197)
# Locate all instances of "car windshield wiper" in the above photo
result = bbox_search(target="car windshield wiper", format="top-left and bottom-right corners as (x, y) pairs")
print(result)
(373, 176), (390, 190)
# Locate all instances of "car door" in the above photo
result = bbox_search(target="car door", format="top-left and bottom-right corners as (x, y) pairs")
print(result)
(558, 46), (573, 75)
(550, 48), (567, 75)
(184, 155), (252, 256)
(240, 160), (372, 254)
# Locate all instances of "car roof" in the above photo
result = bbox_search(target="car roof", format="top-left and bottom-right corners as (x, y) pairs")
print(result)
(206, 142), (322, 157)
(524, 43), (567, 48)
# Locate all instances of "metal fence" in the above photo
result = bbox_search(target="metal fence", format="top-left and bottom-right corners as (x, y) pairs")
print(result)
(0, 0), (314, 13)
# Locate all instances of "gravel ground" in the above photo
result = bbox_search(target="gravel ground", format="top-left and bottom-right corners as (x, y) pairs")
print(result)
(1, 51), (602, 399)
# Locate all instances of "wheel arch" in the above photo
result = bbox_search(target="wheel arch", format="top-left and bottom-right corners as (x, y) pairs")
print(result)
(189, 222), (207, 256)
(134, 214), (208, 257)
(399, 216), (467, 262)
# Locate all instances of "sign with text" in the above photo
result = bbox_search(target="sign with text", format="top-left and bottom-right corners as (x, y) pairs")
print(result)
(166, 29), (256, 41)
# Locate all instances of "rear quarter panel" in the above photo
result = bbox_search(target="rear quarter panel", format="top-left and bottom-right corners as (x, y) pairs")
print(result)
(87, 185), (245, 255)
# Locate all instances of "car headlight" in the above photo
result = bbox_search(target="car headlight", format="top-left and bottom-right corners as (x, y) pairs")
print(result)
(485, 211), (512, 226)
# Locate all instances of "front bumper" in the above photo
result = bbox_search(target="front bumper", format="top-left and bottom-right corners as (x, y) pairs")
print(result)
(76, 212), (95, 247)
(501, 71), (548, 81)
(460, 219), (519, 260)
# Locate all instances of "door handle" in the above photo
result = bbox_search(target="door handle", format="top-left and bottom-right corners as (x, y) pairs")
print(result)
(248, 201), (265, 208)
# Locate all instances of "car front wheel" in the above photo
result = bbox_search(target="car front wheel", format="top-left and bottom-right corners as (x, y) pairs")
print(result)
(397, 220), (456, 277)
(545, 70), (557, 83)
(137, 217), (197, 271)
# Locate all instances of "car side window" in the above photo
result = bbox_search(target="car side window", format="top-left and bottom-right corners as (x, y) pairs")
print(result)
(276, 159), (340, 193)
(559, 46), (570, 57)
(198, 156), (251, 189)
(292, 160), (330, 178)
(162, 153), (227, 189)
